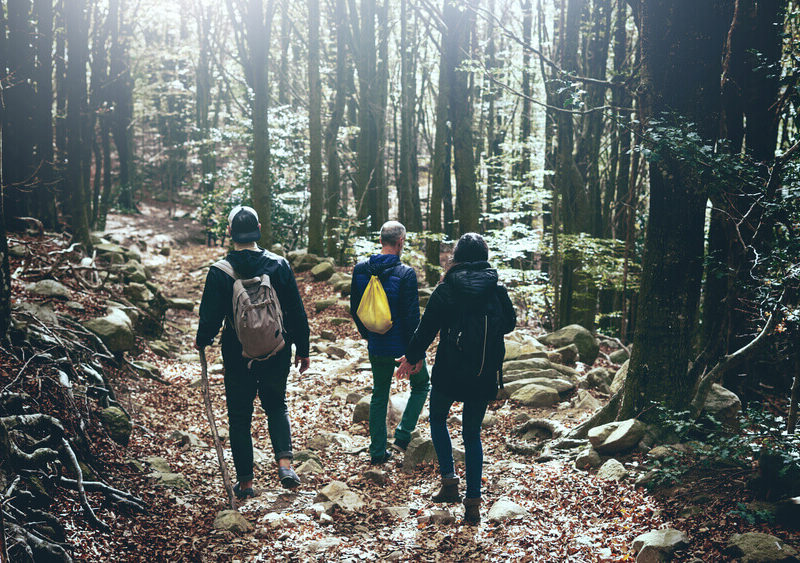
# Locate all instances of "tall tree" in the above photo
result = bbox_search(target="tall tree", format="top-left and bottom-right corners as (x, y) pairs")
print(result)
(307, 0), (323, 254)
(397, 0), (422, 230)
(324, 0), (348, 258)
(227, 0), (275, 247)
(517, 0), (532, 183)
(0, 9), (11, 340)
(64, 0), (91, 247)
(620, 0), (731, 418)
(109, 0), (135, 212)
(33, 0), (56, 228)
(444, 0), (480, 235)
(194, 4), (216, 194)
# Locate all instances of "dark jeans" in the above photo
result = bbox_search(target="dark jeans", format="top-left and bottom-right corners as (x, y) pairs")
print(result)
(369, 354), (430, 459)
(222, 339), (292, 482)
(429, 386), (488, 499)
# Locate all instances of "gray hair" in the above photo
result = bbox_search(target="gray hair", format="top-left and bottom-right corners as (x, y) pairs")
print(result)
(380, 221), (406, 246)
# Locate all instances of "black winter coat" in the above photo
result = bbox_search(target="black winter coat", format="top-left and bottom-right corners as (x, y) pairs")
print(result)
(405, 261), (516, 402)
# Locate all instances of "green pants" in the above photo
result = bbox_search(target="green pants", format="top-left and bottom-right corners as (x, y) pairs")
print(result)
(369, 354), (430, 459)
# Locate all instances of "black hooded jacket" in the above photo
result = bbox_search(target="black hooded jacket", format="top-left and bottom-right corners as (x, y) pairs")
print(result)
(405, 261), (516, 401)
(196, 248), (310, 357)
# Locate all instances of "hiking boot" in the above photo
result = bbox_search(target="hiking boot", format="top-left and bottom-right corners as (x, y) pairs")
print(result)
(431, 477), (461, 503)
(370, 450), (393, 465)
(233, 482), (256, 499)
(463, 497), (481, 525)
(278, 466), (301, 489)
(391, 439), (409, 453)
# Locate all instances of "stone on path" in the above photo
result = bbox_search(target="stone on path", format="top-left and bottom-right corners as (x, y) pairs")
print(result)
(315, 298), (337, 312)
(572, 389), (602, 411)
(99, 406), (132, 446)
(84, 308), (135, 352)
(381, 506), (410, 519)
(610, 360), (629, 394)
(588, 419), (647, 454)
(364, 469), (387, 485)
(353, 395), (371, 423)
(213, 510), (253, 533)
(403, 437), (437, 472)
(540, 324), (599, 365)
(724, 532), (798, 563)
(702, 384), (741, 427)
(140, 456), (171, 473)
(597, 459), (628, 482)
(297, 459), (323, 476)
(315, 481), (364, 512)
(575, 447), (602, 470)
(166, 297), (194, 311)
(609, 348), (629, 364)
(27, 279), (72, 299)
(487, 498), (528, 522)
(152, 472), (190, 489)
(632, 529), (690, 563)
(509, 384), (559, 407)
(310, 261), (335, 281)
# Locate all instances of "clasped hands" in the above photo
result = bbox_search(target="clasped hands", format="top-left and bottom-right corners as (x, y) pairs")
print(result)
(395, 355), (423, 379)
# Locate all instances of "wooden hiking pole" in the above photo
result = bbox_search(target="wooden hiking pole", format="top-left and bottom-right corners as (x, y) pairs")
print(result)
(200, 347), (236, 510)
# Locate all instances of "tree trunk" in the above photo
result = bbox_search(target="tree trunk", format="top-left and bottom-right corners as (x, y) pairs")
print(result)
(65, 0), (91, 247)
(110, 0), (135, 212)
(354, 0), (379, 231)
(374, 0), (389, 228)
(485, 0), (501, 215)
(620, 0), (730, 419)
(325, 0), (348, 260)
(517, 0), (532, 184)
(278, 0), (290, 106)
(196, 6), (215, 194)
(0, 95), (11, 339)
(444, 0), (480, 235)
(34, 0), (56, 229)
(610, 0), (632, 240)
(397, 0), (421, 231)
(307, 0), (323, 254)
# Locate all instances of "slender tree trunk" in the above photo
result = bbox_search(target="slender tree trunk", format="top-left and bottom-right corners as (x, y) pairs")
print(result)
(34, 0), (56, 228)
(0, 51), (11, 337)
(65, 0), (91, 247)
(444, 0), (480, 235)
(110, 0), (134, 212)
(398, 0), (421, 230)
(196, 6), (215, 194)
(307, 0), (323, 254)
(374, 0), (389, 227)
(324, 0), (347, 259)
(278, 0), (290, 105)
(518, 0), (532, 184)
(610, 0), (632, 239)
(355, 0), (378, 231)
(485, 0), (501, 214)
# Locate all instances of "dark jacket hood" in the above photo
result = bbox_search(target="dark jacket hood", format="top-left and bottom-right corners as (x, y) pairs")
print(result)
(225, 248), (272, 279)
(444, 261), (498, 303)
(367, 253), (400, 276)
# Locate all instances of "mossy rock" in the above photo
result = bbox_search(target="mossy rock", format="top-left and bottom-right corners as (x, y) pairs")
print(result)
(99, 406), (132, 446)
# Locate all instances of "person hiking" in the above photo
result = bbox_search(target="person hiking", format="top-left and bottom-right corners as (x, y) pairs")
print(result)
(195, 205), (310, 497)
(350, 221), (430, 465)
(396, 233), (516, 524)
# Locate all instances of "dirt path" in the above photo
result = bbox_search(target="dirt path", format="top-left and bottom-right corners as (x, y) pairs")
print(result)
(77, 206), (795, 562)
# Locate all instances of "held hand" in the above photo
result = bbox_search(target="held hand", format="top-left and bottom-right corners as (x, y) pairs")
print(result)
(295, 355), (310, 374)
(410, 359), (424, 375)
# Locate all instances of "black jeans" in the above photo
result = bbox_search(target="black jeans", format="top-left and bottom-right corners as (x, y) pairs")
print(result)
(222, 334), (293, 482)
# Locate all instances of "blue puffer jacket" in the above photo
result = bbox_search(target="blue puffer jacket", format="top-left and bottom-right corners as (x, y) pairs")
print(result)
(350, 253), (420, 357)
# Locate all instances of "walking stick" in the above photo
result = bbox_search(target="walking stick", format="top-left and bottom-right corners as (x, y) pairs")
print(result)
(200, 347), (236, 510)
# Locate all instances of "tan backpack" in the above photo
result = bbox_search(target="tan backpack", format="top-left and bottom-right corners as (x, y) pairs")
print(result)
(213, 259), (285, 366)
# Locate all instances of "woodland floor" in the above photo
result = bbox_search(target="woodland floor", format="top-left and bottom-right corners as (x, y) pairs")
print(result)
(6, 201), (800, 562)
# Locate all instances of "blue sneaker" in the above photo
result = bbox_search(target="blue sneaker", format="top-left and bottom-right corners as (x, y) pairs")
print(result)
(278, 466), (301, 489)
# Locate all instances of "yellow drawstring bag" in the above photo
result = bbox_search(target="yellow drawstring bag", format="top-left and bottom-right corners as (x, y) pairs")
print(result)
(356, 275), (393, 334)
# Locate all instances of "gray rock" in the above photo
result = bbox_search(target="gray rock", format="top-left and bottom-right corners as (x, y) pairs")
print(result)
(609, 348), (629, 364)
(166, 297), (194, 312)
(586, 367), (612, 389)
(346, 392), (363, 404)
(724, 532), (798, 562)
(9, 244), (27, 258)
(353, 395), (371, 423)
(315, 481), (364, 511)
(140, 456), (171, 473)
(330, 317), (351, 326)
(575, 447), (602, 470)
(364, 469), (387, 485)
(159, 246), (171, 256)
(99, 406), (132, 446)
(488, 498), (528, 522)
(307, 432), (354, 451)
(497, 376), (572, 399)
(572, 389), (602, 411)
(610, 360), (629, 394)
(509, 384), (559, 407)
(331, 385), (350, 401)
(149, 340), (172, 358)
(130, 360), (161, 380)
(702, 384), (741, 427)
(310, 261), (335, 281)
(326, 345), (347, 359)
(403, 437), (437, 471)
(588, 419), (647, 454)
(482, 412), (497, 428)
(293, 253), (321, 273)
(540, 324), (599, 365)
(503, 357), (552, 373)
(381, 506), (410, 519)
(297, 459), (324, 475)
(170, 430), (207, 448)
(503, 368), (561, 384)
(152, 472), (190, 489)
(597, 458), (628, 482)
(306, 537), (342, 552)
(270, 243), (285, 256)
(294, 450), (323, 465)
(124, 282), (153, 303)
(213, 510), (253, 533)
(321, 329), (337, 341)
(121, 260), (148, 283)
(315, 298), (338, 312)
(632, 529), (690, 563)
(27, 279), (72, 299)
(428, 509), (456, 525)
(554, 344), (579, 365)
(17, 302), (59, 325)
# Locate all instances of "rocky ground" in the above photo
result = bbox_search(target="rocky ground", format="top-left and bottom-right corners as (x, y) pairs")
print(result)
(3, 203), (799, 562)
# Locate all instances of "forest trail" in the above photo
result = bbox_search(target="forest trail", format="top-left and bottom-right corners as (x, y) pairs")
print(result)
(63, 206), (790, 561)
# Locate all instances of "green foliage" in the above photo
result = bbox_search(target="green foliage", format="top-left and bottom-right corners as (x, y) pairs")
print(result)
(728, 502), (776, 525)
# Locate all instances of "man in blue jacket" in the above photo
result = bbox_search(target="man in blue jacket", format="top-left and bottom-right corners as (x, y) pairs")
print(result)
(350, 221), (430, 464)
(196, 206), (310, 496)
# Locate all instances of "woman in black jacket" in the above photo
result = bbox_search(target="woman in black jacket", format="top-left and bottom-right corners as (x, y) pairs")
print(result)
(397, 233), (515, 524)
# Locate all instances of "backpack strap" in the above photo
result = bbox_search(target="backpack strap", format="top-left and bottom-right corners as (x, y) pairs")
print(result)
(212, 259), (238, 279)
